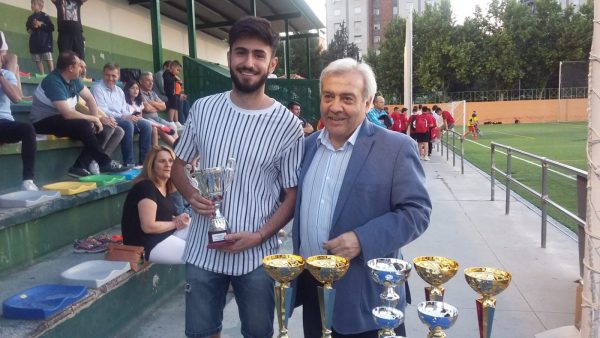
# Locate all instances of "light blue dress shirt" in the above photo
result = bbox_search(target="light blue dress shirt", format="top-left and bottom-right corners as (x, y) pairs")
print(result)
(91, 81), (129, 118)
(298, 123), (362, 258)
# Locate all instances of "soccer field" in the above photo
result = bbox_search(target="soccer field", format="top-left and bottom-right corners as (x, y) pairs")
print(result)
(453, 122), (588, 232)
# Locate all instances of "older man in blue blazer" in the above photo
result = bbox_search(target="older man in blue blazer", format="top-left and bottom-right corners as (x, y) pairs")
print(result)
(292, 58), (432, 338)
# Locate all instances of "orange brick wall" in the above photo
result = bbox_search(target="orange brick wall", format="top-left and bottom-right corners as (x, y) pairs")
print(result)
(385, 99), (588, 125)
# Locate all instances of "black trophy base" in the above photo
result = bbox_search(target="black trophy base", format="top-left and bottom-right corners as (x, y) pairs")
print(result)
(207, 230), (235, 249)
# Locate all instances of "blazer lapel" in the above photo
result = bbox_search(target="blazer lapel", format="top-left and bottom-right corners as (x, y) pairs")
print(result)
(299, 134), (320, 187)
(330, 122), (375, 228)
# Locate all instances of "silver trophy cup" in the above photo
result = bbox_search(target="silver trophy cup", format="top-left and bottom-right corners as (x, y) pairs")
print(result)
(186, 158), (236, 249)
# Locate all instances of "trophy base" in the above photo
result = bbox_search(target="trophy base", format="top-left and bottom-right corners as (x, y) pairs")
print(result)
(207, 230), (235, 249)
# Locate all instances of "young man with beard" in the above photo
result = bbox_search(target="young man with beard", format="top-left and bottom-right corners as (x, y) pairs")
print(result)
(171, 16), (304, 338)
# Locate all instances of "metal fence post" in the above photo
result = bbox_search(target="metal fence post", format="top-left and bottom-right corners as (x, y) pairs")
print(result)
(491, 143), (496, 201)
(541, 159), (548, 248)
(452, 132), (456, 167)
(446, 132), (450, 161)
(460, 135), (464, 174)
(506, 147), (512, 215)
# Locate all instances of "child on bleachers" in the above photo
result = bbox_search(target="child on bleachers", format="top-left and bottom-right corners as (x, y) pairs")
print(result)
(0, 54), (38, 191)
(26, 0), (55, 75)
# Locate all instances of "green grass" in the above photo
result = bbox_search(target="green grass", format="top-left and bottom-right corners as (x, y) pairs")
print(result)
(451, 122), (588, 233)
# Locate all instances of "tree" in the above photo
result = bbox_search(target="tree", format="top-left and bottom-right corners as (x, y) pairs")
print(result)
(477, 0), (523, 90)
(413, 0), (455, 94)
(360, 0), (593, 96)
(364, 17), (406, 103)
(275, 36), (326, 79)
(323, 21), (360, 64)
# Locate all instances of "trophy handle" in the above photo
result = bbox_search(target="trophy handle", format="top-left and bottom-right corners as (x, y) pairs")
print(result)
(184, 166), (201, 192)
(223, 158), (236, 192)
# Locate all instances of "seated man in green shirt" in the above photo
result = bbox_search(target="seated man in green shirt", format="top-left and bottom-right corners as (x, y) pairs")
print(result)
(30, 50), (127, 177)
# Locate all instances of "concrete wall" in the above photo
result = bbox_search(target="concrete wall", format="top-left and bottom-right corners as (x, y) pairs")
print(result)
(0, 0), (228, 70)
(386, 98), (588, 125)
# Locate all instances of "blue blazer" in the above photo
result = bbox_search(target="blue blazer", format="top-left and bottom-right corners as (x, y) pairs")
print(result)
(292, 120), (432, 334)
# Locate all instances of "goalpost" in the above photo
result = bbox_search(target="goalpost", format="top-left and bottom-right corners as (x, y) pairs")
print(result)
(439, 100), (466, 136)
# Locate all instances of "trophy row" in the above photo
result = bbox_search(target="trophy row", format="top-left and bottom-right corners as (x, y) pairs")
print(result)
(263, 254), (512, 338)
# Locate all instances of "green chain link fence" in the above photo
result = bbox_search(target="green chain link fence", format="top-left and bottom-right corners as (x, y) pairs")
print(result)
(183, 56), (320, 126)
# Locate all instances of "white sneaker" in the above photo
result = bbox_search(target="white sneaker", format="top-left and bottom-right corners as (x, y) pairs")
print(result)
(89, 161), (100, 175)
(22, 180), (39, 191)
(175, 121), (183, 129)
(424, 156), (430, 161)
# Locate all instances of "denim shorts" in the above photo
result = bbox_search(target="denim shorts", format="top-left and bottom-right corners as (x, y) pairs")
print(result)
(185, 264), (275, 338)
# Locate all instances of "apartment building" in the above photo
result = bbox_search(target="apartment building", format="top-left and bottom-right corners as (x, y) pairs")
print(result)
(326, 0), (439, 57)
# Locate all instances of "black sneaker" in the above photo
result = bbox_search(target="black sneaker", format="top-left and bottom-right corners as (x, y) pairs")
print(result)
(68, 167), (92, 178)
(99, 161), (131, 174)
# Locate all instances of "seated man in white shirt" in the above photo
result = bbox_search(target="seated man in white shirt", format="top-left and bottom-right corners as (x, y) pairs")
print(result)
(91, 63), (152, 166)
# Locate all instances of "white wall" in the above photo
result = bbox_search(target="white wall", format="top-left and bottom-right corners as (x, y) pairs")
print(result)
(1, 0), (229, 65)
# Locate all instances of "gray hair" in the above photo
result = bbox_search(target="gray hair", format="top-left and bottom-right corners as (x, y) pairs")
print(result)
(319, 58), (377, 103)
(139, 71), (154, 80)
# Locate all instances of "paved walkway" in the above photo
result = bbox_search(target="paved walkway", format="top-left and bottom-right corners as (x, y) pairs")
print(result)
(124, 149), (580, 338)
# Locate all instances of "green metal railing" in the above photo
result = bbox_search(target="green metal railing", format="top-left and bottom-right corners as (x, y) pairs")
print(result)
(438, 129), (464, 174)
(490, 142), (587, 274)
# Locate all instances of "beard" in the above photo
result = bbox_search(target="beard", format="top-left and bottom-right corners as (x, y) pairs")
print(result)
(230, 67), (269, 94)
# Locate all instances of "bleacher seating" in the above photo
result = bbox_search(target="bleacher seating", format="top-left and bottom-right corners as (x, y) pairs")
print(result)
(0, 103), (184, 336)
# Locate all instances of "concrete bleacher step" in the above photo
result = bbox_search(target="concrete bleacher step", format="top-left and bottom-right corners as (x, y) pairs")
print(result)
(0, 237), (184, 338)
(0, 181), (132, 274)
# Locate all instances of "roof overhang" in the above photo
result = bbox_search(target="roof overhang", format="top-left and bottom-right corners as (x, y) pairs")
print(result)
(128, 0), (324, 41)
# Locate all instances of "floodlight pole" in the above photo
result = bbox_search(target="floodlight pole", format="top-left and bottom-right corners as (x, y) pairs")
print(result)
(403, 4), (413, 112)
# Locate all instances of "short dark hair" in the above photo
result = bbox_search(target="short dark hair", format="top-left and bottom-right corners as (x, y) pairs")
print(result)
(170, 60), (182, 68)
(103, 63), (120, 72)
(57, 50), (79, 71)
(288, 100), (300, 110)
(229, 16), (279, 55)
(401, 108), (408, 112)
(162, 60), (171, 68)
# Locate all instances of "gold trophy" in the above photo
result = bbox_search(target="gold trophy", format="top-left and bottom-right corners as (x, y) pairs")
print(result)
(417, 301), (458, 338)
(263, 254), (305, 338)
(413, 256), (459, 302)
(306, 255), (350, 338)
(464, 267), (512, 338)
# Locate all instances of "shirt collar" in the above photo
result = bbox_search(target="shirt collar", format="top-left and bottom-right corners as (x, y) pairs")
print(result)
(100, 80), (116, 92)
(316, 119), (363, 151)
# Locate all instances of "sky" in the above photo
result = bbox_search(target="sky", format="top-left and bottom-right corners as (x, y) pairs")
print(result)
(305, 0), (490, 26)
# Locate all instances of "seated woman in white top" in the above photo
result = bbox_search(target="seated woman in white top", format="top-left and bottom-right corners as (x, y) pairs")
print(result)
(121, 145), (189, 264)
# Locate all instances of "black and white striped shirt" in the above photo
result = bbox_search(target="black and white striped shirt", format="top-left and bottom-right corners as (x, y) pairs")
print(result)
(175, 91), (304, 275)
